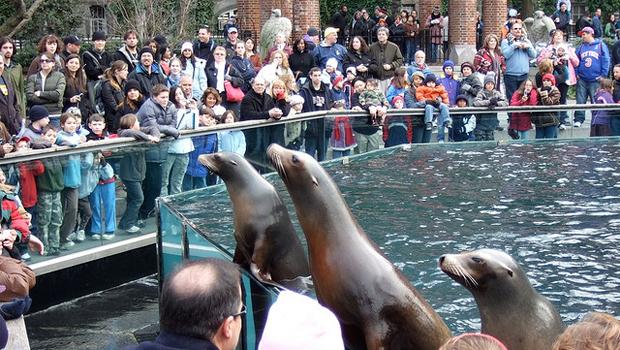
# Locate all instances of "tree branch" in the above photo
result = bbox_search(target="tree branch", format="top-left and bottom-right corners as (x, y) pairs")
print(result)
(0, 0), (48, 37)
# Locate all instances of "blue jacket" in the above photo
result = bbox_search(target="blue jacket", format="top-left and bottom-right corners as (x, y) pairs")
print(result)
(437, 76), (460, 106)
(186, 135), (217, 177)
(576, 39), (610, 82)
(501, 37), (536, 76)
(217, 130), (246, 154)
(385, 85), (406, 106)
(312, 42), (347, 72)
(56, 131), (82, 188)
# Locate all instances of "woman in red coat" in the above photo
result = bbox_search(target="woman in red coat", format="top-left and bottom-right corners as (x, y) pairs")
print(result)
(509, 79), (538, 140)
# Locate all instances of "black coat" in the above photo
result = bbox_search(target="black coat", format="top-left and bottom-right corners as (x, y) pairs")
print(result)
(82, 49), (112, 81)
(289, 51), (315, 80)
(0, 73), (21, 136)
(100, 79), (125, 130)
(240, 89), (275, 121)
(205, 62), (244, 101)
(127, 65), (166, 98)
(343, 50), (371, 79)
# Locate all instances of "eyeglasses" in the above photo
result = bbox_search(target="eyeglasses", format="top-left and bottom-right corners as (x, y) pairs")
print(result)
(230, 304), (246, 318)
(40, 59), (54, 63)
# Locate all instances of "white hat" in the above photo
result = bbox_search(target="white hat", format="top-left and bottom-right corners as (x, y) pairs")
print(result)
(258, 291), (344, 350)
(181, 41), (193, 53)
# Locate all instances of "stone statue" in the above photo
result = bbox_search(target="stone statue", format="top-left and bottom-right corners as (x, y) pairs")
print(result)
(260, 9), (292, 61)
(524, 10), (557, 47)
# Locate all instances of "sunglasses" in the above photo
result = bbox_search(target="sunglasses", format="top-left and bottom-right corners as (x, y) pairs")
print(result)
(230, 304), (247, 318)
(40, 59), (54, 63)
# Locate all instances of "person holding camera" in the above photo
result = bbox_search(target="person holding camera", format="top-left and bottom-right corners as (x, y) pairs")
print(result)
(509, 79), (539, 140)
(534, 74), (561, 139)
(501, 22), (536, 110)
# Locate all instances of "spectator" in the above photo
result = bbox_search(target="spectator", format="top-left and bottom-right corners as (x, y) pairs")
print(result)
(574, 26), (610, 127)
(474, 34), (506, 90)
(425, 6), (444, 62)
(256, 50), (295, 95)
(27, 35), (64, 77)
(590, 78), (614, 136)
(224, 27), (240, 58)
(217, 110), (246, 155)
(115, 79), (145, 127)
(101, 61), (128, 132)
(313, 27), (348, 72)
(159, 45), (172, 76)
(552, 2), (571, 32)
(26, 52), (67, 118)
(205, 46), (244, 115)
(0, 54), (22, 136)
(389, 15), (406, 57)
(229, 41), (256, 93)
(127, 47), (166, 98)
(19, 105), (50, 147)
(383, 94), (411, 147)
(551, 312), (620, 350)
(415, 73), (451, 142)
(299, 67), (333, 160)
(449, 95), (477, 142)
(0, 252), (36, 302)
(473, 72), (508, 140)
(303, 27), (320, 52)
(113, 30), (140, 73)
(404, 71), (432, 143)
(592, 8), (603, 38)
(83, 31), (111, 83)
(407, 50), (432, 82)
(369, 27), (404, 94)
(124, 258), (244, 350)
(403, 14), (420, 64)
(385, 67), (408, 105)
(331, 5), (349, 45)
(289, 38), (315, 84)
(343, 36), (371, 81)
(612, 64), (620, 135)
(62, 54), (88, 117)
(475, 12), (484, 50)
(193, 25), (216, 67)
(166, 57), (183, 88)
(117, 114), (159, 234)
(352, 9), (375, 39)
(501, 21), (536, 109)
(576, 10), (593, 32)
(533, 73), (561, 139)
(440, 333), (508, 350)
(184, 102), (218, 189)
(605, 13), (618, 40)
(179, 42), (208, 100)
(501, 9), (522, 39)
(438, 60), (460, 106)
(509, 79), (538, 140)
(264, 33), (293, 66)
(60, 35), (81, 63)
(244, 38), (262, 72)
(459, 61), (483, 106)
(1, 37), (26, 118)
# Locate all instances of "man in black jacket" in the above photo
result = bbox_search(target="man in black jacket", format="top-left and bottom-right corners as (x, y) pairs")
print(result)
(127, 47), (166, 98)
(331, 5), (349, 45)
(193, 25), (216, 68)
(299, 67), (332, 161)
(82, 31), (111, 82)
(113, 30), (140, 73)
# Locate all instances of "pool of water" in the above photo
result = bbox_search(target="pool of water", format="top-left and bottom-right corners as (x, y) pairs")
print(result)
(167, 139), (620, 333)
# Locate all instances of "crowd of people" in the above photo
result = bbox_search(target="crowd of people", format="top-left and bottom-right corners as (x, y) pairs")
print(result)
(0, 4), (619, 260)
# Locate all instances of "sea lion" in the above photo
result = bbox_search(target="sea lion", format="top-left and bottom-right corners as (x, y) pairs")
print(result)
(439, 248), (565, 350)
(267, 144), (452, 350)
(199, 152), (310, 289)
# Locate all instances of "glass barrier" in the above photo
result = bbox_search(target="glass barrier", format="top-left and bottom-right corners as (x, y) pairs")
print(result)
(0, 104), (617, 266)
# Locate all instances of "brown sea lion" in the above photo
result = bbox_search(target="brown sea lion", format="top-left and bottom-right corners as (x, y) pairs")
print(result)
(439, 248), (565, 350)
(199, 152), (310, 289)
(267, 144), (452, 350)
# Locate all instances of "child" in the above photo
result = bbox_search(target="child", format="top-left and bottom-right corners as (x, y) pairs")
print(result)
(404, 71), (425, 108)
(217, 110), (246, 155)
(184, 105), (218, 190)
(590, 78), (614, 137)
(534, 73), (561, 139)
(612, 64), (620, 136)
(449, 95), (477, 142)
(329, 100), (356, 158)
(87, 114), (117, 239)
(384, 95), (412, 147)
(117, 114), (159, 234)
(415, 73), (451, 142)
(20, 106), (51, 149)
(0, 168), (31, 260)
(331, 75), (346, 102)
(55, 113), (83, 250)
(343, 68), (356, 109)
(473, 72), (508, 141)
(509, 79), (538, 140)
(359, 78), (389, 126)
(459, 62), (483, 106)
(36, 126), (64, 255)
(321, 58), (341, 86)
(437, 60), (460, 106)
(285, 94), (305, 150)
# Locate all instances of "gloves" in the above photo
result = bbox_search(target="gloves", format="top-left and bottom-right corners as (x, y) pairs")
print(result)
(461, 84), (471, 92)
(489, 97), (498, 106)
(539, 90), (549, 98)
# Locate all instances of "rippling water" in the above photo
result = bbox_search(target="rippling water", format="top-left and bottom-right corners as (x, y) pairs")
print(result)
(168, 140), (620, 333)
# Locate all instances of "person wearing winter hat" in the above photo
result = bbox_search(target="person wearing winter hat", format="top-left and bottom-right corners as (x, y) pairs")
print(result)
(114, 79), (145, 131)
(438, 60), (459, 106)
(459, 61), (482, 106)
(383, 94), (410, 147)
(20, 105), (51, 146)
(534, 73), (561, 139)
(258, 291), (344, 350)
(180, 41), (208, 100)
(415, 73), (451, 141)
(449, 94), (477, 142)
(331, 74), (346, 102)
(473, 71), (508, 141)
(127, 46), (166, 98)
(284, 94), (305, 149)
(83, 31), (111, 82)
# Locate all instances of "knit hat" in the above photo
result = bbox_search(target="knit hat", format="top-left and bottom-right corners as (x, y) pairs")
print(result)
(455, 94), (469, 105)
(124, 79), (142, 94)
(29, 105), (49, 122)
(442, 60), (455, 72)
(346, 67), (357, 76)
(307, 27), (320, 37)
(139, 46), (154, 58)
(92, 31), (106, 41)
(331, 74), (344, 87)
(181, 41), (193, 53)
(391, 95), (404, 106)
(542, 73), (556, 85)
(461, 62), (475, 73)
(483, 72), (496, 87)
(411, 71), (425, 81)
(258, 291), (344, 350)
(289, 94), (305, 106)
(424, 73), (437, 85)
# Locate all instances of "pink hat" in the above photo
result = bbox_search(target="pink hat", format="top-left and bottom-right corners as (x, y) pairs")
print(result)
(391, 95), (404, 105)
(258, 291), (344, 350)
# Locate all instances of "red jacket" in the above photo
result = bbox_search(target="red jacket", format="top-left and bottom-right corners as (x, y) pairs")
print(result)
(509, 89), (538, 131)
(18, 161), (44, 208)
(416, 85), (449, 104)
(0, 193), (30, 242)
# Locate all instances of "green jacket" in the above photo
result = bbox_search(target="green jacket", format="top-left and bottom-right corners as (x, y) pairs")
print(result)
(4, 62), (26, 118)
(368, 41), (404, 81)
(26, 70), (66, 115)
(36, 157), (64, 192)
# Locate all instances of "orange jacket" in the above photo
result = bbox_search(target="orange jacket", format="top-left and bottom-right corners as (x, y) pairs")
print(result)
(415, 85), (449, 104)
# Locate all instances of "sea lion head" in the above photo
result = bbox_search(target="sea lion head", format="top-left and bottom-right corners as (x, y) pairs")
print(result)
(267, 144), (322, 189)
(439, 249), (527, 294)
(198, 152), (245, 181)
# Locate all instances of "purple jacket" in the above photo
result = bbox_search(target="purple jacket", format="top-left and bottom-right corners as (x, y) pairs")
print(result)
(437, 75), (460, 106)
(592, 90), (614, 126)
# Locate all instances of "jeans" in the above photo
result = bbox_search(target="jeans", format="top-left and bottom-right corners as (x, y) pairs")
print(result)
(424, 104), (451, 141)
(182, 174), (207, 191)
(535, 125), (558, 139)
(517, 130), (529, 140)
(412, 126), (432, 143)
(574, 79), (599, 123)
(332, 149), (351, 159)
(430, 43), (439, 62)
(504, 74), (529, 106)
(405, 39), (417, 63)
(557, 83), (569, 124)
(119, 180), (143, 230)
(90, 182), (116, 234)
(160, 153), (189, 196)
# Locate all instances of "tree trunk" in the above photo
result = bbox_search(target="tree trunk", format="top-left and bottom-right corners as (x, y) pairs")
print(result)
(0, 0), (47, 37)
(522, 0), (536, 19)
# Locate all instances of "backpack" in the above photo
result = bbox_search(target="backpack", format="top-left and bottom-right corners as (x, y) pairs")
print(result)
(83, 51), (105, 114)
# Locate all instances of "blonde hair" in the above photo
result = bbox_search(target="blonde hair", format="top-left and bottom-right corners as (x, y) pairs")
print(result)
(538, 59), (554, 75)
(440, 333), (508, 350)
(270, 50), (290, 69)
(270, 79), (289, 99)
(552, 312), (620, 350)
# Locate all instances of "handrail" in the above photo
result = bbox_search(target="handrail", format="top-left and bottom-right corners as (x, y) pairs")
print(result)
(1, 103), (617, 165)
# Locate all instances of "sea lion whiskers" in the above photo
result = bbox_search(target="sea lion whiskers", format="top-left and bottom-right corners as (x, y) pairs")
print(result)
(271, 153), (288, 181)
(444, 262), (479, 288)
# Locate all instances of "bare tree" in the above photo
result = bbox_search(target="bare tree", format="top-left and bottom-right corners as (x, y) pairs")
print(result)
(0, 0), (47, 37)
